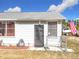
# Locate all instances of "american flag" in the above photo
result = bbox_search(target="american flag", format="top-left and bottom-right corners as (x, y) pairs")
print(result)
(69, 21), (77, 35)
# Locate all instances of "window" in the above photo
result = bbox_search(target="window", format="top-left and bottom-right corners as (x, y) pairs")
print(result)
(7, 21), (15, 36)
(0, 21), (15, 36)
(48, 22), (57, 36)
(0, 22), (5, 36)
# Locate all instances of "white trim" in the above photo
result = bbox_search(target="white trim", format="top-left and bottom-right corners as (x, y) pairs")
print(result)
(48, 22), (57, 36)
(0, 19), (17, 21)
(0, 21), (15, 37)
(5, 21), (7, 36)
(57, 21), (62, 36)
(38, 20), (41, 24)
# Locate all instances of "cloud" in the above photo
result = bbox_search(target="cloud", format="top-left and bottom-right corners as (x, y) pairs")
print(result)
(4, 6), (21, 12)
(47, 0), (79, 13)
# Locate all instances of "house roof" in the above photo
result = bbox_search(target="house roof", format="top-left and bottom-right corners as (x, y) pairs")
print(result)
(0, 12), (66, 21)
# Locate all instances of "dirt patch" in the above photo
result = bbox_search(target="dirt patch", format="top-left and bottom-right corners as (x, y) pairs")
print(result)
(0, 49), (78, 59)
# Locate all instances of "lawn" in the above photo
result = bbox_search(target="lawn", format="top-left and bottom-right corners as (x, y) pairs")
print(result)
(0, 49), (76, 59)
(67, 38), (79, 55)
(0, 37), (79, 59)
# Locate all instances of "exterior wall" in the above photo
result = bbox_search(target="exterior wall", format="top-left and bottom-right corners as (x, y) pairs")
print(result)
(0, 37), (17, 46)
(0, 22), (34, 46)
(47, 36), (61, 47)
(0, 21), (48, 47)
(57, 21), (62, 36)
(15, 21), (48, 47)
(15, 22), (34, 47)
(44, 24), (48, 47)
(0, 21), (62, 47)
(47, 21), (62, 47)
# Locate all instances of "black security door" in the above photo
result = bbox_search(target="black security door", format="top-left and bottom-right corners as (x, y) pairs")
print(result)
(34, 25), (44, 47)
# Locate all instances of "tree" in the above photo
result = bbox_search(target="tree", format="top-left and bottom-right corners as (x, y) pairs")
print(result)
(62, 20), (70, 30)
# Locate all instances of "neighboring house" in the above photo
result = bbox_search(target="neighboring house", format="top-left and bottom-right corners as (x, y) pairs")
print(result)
(0, 12), (65, 48)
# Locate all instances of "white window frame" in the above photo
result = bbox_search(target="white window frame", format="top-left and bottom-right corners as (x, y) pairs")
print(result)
(48, 22), (57, 36)
(0, 21), (15, 37)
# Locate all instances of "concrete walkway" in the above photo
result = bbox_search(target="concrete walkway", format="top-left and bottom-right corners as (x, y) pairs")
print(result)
(28, 47), (74, 52)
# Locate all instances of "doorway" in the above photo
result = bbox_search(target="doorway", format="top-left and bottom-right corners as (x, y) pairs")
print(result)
(34, 25), (44, 47)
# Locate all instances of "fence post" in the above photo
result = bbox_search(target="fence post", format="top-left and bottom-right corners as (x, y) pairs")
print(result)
(61, 36), (67, 52)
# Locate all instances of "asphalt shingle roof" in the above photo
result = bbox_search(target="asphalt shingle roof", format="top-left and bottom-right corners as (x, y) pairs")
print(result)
(0, 12), (66, 21)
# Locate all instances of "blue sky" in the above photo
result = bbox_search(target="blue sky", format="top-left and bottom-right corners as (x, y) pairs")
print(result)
(0, 0), (79, 20)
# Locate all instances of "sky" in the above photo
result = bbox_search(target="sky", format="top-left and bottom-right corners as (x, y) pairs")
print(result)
(0, 0), (79, 20)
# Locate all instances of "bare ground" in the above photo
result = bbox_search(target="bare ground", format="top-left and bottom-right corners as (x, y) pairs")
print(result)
(0, 49), (78, 59)
(0, 36), (79, 59)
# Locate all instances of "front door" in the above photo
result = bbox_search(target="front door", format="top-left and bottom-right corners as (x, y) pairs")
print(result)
(34, 25), (44, 47)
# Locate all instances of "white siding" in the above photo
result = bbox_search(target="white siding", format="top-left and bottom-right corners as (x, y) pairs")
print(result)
(44, 24), (48, 47)
(0, 22), (34, 46)
(0, 21), (62, 47)
(15, 22), (48, 47)
(15, 22), (34, 46)
(57, 21), (62, 36)
(47, 36), (61, 47)
(0, 37), (17, 46)
(46, 21), (62, 47)
(0, 22), (48, 47)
